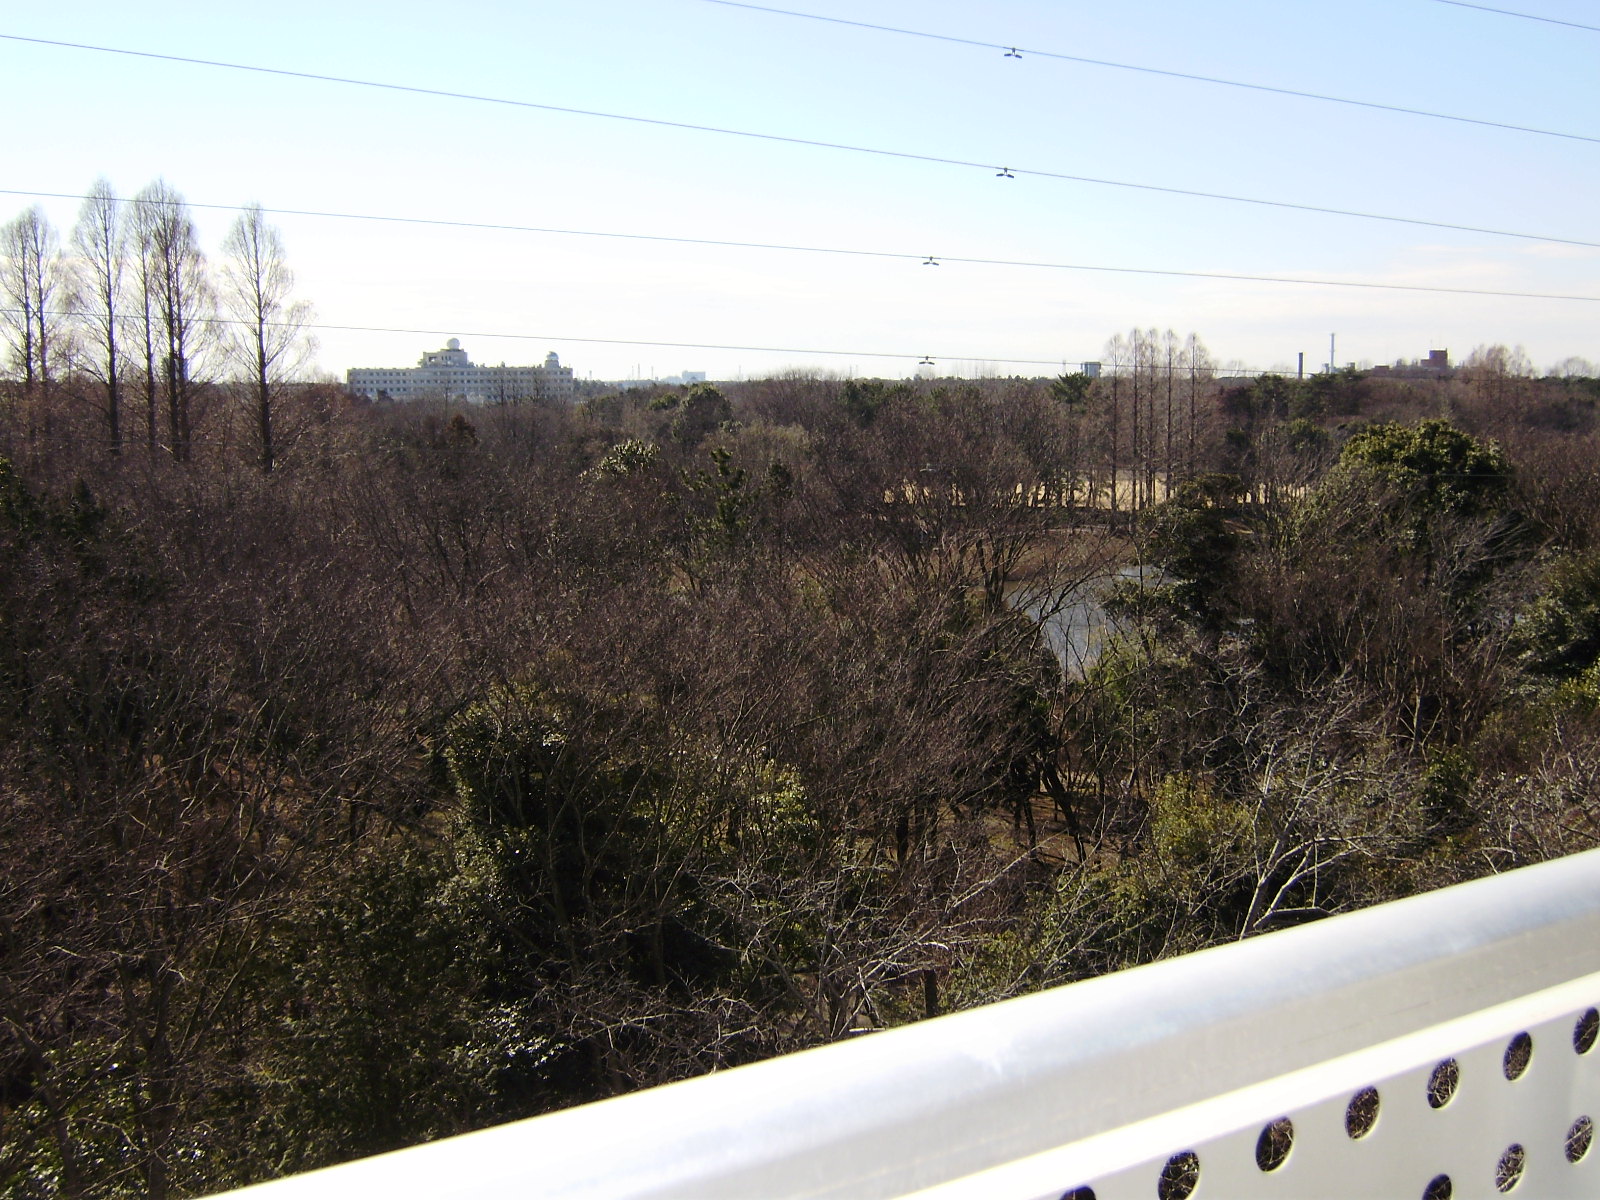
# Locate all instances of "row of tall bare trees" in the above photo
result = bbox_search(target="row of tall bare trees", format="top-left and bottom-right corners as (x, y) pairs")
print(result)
(1094, 329), (1216, 510)
(0, 182), (313, 469)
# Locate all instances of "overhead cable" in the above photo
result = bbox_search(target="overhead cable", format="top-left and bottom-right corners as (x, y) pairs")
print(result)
(2, 33), (1596, 250)
(3, 306), (1433, 378)
(7, 187), (1599, 305)
(313, 320), (1072, 367)
(701, 0), (1600, 144)
(1429, 1), (1600, 33)
(7, 306), (1077, 368)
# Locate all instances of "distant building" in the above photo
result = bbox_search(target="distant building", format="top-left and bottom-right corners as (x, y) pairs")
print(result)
(612, 370), (708, 390)
(347, 339), (576, 403)
(1370, 349), (1452, 379)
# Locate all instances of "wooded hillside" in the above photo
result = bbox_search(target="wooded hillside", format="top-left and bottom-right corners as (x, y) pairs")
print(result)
(5, 355), (1600, 1197)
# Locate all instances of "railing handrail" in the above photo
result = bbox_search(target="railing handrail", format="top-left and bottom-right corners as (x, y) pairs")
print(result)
(216, 848), (1600, 1199)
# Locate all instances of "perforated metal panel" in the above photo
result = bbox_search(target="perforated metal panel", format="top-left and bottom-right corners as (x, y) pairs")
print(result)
(925, 979), (1600, 1199)
(213, 850), (1600, 1200)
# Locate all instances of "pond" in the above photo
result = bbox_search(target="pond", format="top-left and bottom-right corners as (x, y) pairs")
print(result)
(1011, 566), (1155, 677)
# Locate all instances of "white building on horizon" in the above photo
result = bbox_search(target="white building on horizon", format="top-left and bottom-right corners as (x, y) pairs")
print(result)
(612, 370), (708, 390)
(347, 339), (577, 403)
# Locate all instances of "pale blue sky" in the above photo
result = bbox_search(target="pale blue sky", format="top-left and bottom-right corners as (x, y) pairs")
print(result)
(3, 0), (1597, 380)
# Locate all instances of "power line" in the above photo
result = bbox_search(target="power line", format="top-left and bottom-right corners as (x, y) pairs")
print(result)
(1429, 0), (1600, 33)
(8, 187), (1599, 305)
(0, 307), (1494, 379)
(701, 0), (1600, 145)
(315, 319), (1071, 368)
(4, 306), (1081, 369)
(3, 33), (1597, 251)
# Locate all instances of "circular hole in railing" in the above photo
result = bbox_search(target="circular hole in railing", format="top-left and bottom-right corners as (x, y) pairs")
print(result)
(1255, 1117), (1294, 1172)
(1504, 1032), (1533, 1081)
(1428, 1058), (1461, 1109)
(1423, 1173), (1453, 1200)
(1568, 1116), (1595, 1164)
(1156, 1150), (1200, 1200)
(1346, 1087), (1381, 1138)
(1576, 1009), (1599, 1055)
(1059, 1189), (1096, 1200)
(1495, 1144), (1526, 1192)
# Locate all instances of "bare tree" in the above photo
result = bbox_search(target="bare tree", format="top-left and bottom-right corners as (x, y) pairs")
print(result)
(221, 204), (313, 471)
(1, 206), (66, 416)
(1461, 343), (1536, 414)
(128, 187), (163, 452)
(1184, 332), (1213, 480)
(69, 179), (128, 454)
(1129, 330), (1145, 509)
(1135, 328), (1162, 508)
(1100, 332), (1128, 513)
(133, 182), (211, 461)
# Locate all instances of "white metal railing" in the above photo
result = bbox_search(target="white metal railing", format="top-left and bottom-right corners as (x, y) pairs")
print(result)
(215, 848), (1600, 1200)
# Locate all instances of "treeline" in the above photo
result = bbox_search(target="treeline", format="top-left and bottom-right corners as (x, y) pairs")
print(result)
(4, 342), (1600, 1197)
(1, 183), (313, 473)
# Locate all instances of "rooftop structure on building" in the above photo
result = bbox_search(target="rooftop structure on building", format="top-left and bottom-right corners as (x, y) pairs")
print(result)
(347, 339), (576, 403)
(1370, 348), (1453, 378)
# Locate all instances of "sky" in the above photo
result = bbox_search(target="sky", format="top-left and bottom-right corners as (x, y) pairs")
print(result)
(2, 0), (1597, 382)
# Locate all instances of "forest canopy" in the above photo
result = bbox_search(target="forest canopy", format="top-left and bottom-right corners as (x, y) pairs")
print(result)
(5, 300), (1600, 1196)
